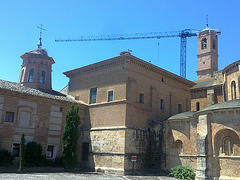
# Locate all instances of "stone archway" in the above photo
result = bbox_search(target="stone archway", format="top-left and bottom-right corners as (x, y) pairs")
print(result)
(213, 128), (240, 179)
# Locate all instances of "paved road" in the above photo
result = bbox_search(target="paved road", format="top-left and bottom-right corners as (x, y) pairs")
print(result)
(0, 172), (176, 180)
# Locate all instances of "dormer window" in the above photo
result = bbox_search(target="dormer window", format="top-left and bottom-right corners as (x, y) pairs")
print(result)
(201, 38), (207, 49)
(28, 69), (34, 82)
(40, 70), (46, 84)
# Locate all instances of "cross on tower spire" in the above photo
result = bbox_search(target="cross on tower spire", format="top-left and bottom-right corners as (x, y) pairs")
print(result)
(37, 24), (46, 48)
(206, 15), (209, 28)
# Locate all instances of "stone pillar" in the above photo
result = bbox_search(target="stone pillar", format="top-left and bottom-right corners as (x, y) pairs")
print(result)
(222, 83), (226, 102)
(238, 73), (240, 99)
(207, 88), (214, 107)
(196, 114), (209, 180)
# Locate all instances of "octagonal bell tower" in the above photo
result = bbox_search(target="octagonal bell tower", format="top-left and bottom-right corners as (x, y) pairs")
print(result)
(196, 25), (220, 80)
(18, 36), (55, 91)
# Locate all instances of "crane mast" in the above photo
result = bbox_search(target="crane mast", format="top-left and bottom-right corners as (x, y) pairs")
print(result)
(55, 29), (199, 78)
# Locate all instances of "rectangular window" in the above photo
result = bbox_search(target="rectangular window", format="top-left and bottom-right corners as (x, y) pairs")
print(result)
(5, 112), (14, 123)
(90, 88), (97, 104)
(178, 104), (182, 113)
(108, 91), (113, 102)
(46, 145), (56, 159)
(12, 143), (20, 157)
(160, 99), (165, 110)
(82, 143), (89, 161)
(139, 93), (144, 104)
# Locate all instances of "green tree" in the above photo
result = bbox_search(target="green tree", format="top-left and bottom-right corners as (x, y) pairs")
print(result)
(62, 105), (80, 171)
(18, 133), (26, 172)
(25, 141), (43, 166)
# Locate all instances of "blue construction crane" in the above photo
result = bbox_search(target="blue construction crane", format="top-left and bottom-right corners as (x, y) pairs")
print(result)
(55, 29), (199, 78)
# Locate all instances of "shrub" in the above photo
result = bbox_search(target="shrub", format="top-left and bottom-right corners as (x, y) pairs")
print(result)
(169, 165), (195, 179)
(0, 149), (14, 166)
(25, 141), (43, 166)
(53, 157), (64, 167)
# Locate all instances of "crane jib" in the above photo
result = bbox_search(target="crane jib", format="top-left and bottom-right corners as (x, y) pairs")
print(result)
(55, 29), (200, 78)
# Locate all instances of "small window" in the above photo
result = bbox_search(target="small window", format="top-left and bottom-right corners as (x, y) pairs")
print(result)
(40, 70), (46, 84)
(201, 38), (207, 49)
(160, 99), (165, 110)
(213, 40), (216, 49)
(90, 88), (97, 104)
(5, 112), (14, 123)
(12, 143), (20, 157)
(82, 143), (89, 161)
(196, 102), (200, 111)
(223, 137), (233, 156)
(176, 140), (183, 155)
(161, 78), (164, 82)
(139, 93), (144, 104)
(60, 107), (63, 112)
(178, 104), (182, 113)
(46, 145), (57, 159)
(28, 69), (34, 82)
(108, 91), (113, 102)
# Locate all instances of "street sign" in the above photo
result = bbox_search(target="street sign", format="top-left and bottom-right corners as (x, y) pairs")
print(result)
(131, 156), (137, 162)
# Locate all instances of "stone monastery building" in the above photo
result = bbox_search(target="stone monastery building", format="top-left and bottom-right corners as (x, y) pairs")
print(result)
(0, 26), (240, 180)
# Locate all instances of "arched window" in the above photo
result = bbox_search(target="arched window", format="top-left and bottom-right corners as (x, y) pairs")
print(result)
(40, 70), (46, 84)
(231, 81), (236, 100)
(196, 102), (200, 111)
(28, 69), (34, 82)
(222, 137), (233, 156)
(201, 38), (207, 49)
(176, 140), (183, 155)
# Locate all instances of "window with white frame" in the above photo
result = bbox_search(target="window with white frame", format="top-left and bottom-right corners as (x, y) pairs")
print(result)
(46, 145), (57, 159)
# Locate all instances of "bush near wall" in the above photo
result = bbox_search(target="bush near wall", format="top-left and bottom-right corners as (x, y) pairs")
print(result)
(0, 149), (14, 166)
(168, 165), (195, 179)
(25, 141), (43, 166)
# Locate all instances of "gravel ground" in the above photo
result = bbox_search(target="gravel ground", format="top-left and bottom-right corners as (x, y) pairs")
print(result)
(0, 172), (176, 180)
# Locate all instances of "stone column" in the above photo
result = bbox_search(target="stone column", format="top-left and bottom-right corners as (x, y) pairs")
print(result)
(196, 114), (209, 180)
(207, 88), (214, 107)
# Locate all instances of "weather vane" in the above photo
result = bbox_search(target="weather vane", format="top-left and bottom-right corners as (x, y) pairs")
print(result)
(37, 24), (46, 48)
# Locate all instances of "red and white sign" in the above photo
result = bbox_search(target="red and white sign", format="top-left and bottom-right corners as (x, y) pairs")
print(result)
(131, 156), (137, 162)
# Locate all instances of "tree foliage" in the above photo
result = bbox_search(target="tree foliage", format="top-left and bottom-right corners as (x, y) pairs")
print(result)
(169, 165), (195, 179)
(25, 141), (43, 166)
(0, 149), (14, 166)
(18, 133), (26, 172)
(62, 105), (81, 171)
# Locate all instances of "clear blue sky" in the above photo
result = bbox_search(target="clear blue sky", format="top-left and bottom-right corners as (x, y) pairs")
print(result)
(0, 0), (240, 90)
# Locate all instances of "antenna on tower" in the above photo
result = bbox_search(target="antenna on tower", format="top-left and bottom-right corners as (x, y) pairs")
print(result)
(37, 24), (46, 48)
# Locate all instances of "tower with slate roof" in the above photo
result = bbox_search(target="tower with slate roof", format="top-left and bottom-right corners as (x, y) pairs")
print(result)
(18, 31), (55, 91)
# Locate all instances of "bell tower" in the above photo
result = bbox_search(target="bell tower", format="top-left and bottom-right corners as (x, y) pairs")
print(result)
(196, 24), (220, 80)
(18, 25), (55, 91)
